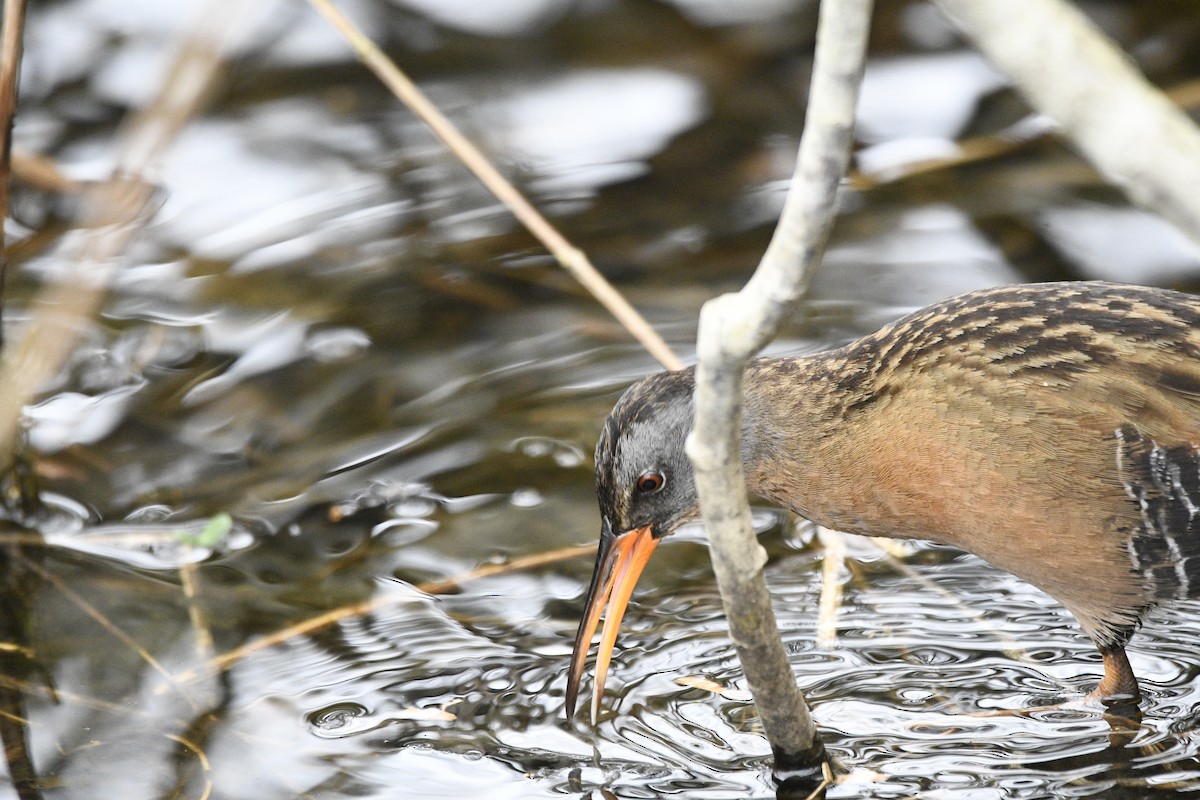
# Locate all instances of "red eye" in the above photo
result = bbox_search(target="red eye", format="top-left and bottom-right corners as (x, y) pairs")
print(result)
(636, 471), (665, 494)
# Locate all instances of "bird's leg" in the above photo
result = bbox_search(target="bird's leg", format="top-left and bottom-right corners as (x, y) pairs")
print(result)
(1087, 646), (1141, 706)
(973, 644), (1142, 724)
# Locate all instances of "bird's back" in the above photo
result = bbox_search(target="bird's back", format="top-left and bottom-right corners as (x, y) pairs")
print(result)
(851, 282), (1200, 421)
(761, 282), (1200, 647)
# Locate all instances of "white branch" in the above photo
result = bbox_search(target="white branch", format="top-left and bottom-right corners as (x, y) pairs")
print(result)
(934, 0), (1200, 243)
(685, 0), (873, 776)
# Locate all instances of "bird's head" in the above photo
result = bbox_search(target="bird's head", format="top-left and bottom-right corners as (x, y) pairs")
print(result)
(565, 369), (699, 722)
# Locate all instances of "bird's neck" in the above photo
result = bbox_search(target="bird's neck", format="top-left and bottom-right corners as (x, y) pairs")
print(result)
(740, 355), (875, 532)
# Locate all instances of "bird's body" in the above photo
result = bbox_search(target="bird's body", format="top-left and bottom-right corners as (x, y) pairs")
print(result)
(567, 281), (1200, 720)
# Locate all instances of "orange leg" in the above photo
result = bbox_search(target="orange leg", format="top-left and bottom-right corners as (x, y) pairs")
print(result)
(1088, 647), (1141, 705)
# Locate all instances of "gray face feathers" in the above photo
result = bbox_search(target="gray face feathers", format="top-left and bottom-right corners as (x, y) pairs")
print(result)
(594, 368), (700, 537)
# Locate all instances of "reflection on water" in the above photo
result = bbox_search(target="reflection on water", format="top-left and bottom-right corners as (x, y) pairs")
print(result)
(857, 51), (1006, 142)
(7, 0), (1200, 798)
(487, 69), (708, 196)
(1037, 202), (1200, 287)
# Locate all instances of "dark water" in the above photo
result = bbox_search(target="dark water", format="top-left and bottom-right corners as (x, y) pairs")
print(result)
(7, 0), (1200, 797)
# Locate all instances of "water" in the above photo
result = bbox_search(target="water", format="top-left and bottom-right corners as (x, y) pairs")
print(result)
(5, 0), (1200, 797)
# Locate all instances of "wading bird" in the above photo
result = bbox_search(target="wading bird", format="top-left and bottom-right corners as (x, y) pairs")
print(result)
(566, 281), (1200, 721)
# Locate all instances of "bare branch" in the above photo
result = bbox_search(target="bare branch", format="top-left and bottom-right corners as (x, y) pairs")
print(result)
(686, 0), (874, 775)
(933, 0), (1200, 244)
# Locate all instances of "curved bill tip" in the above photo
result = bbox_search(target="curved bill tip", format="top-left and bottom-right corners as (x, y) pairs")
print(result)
(564, 523), (658, 724)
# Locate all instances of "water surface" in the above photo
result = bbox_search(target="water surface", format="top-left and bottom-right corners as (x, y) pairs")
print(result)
(6, 1), (1200, 798)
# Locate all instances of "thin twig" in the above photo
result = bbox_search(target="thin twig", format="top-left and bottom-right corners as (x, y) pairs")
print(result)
(305, 0), (682, 372)
(416, 543), (594, 594)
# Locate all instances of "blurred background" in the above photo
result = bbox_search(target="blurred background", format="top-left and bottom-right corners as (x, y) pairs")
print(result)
(5, 0), (1200, 797)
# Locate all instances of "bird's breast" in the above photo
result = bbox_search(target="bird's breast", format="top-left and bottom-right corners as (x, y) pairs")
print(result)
(754, 369), (1157, 646)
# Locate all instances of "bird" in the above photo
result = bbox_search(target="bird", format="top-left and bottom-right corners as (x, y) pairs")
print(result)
(564, 280), (1200, 723)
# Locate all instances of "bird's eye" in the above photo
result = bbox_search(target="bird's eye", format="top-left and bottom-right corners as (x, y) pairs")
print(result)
(636, 471), (665, 494)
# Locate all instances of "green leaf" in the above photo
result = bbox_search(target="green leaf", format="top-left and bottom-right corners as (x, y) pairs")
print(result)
(180, 513), (233, 548)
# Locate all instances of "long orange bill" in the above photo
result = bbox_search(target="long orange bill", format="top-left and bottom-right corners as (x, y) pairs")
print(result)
(564, 521), (658, 723)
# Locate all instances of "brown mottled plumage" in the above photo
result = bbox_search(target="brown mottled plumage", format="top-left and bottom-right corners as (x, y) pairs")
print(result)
(567, 281), (1200, 721)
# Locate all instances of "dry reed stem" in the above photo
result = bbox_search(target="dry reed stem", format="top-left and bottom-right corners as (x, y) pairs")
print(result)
(0, 0), (27, 347)
(0, 707), (27, 725)
(179, 562), (214, 660)
(416, 543), (594, 594)
(169, 586), (424, 690)
(305, 0), (683, 372)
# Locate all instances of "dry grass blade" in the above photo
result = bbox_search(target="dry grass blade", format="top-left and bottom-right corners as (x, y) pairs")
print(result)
(416, 543), (595, 594)
(849, 77), (1200, 190)
(165, 733), (212, 770)
(864, 538), (1038, 671)
(171, 586), (423, 690)
(0, 533), (54, 549)
(305, 0), (683, 372)
(0, 707), (28, 725)
(0, 672), (138, 714)
(847, 124), (1045, 189)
